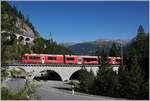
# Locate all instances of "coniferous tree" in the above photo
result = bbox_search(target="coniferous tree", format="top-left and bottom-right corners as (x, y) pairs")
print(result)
(117, 65), (130, 98)
(88, 68), (95, 92)
(143, 34), (149, 80)
(109, 43), (120, 57)
(79, 67), (89, 92)
(129, 25), (148, 80)
(136, 25), (146, 41)
(95, 48), (109, 95)
(78, 66), (95, 93)
(127, 48), (145, 99)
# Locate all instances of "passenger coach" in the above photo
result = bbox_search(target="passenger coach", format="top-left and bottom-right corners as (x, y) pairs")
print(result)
(21, 53), (122, 65)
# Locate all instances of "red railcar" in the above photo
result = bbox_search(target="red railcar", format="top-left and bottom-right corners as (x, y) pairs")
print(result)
(79, 56), (99, 64)
(21, 54), (121, 65)
(65, 55), (78, 64)
(22, 54), (64, 64)
(22, 54), (42, 64)
(44, 54), (64, 64)
(108, 57), (115, 65)
(114, 57), (122, 64)
(108, 57), (122, 65)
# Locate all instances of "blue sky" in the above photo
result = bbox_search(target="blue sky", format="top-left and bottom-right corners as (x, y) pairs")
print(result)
(9, 1), (149, 43)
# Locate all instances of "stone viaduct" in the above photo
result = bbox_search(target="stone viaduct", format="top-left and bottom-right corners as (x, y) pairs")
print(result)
(1, 30), (35, 45)
(7, 64), (119, 81)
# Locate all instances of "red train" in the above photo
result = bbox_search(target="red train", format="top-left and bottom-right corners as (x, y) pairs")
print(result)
(21, 53), (122, 65)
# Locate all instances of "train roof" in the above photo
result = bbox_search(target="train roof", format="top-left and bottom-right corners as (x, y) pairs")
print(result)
(23, 53), (63, 56)
(23, 54), (113, 58)
(79, 55), (98, 58)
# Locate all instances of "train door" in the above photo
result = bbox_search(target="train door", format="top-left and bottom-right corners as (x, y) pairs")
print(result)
(41, 56), (45, 64)
(77, 57), (82, 64)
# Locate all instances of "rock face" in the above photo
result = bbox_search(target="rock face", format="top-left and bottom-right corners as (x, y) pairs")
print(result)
(15, 18), (36, 38)
(1, 1), (39, 44)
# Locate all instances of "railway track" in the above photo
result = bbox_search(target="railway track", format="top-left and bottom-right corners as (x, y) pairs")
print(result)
(2, 63), (101, 67)
(2, 63), (119, 67)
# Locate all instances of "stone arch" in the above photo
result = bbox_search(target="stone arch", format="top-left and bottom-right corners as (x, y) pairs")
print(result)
(10, 34), (17, 40)
(33, 69), (63, 81)
(25, 37), (30, 41)
(69, 69), (89, 80)
(18, 36), (24, 42)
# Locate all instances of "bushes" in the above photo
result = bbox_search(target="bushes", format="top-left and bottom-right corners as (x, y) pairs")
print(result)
(1, 86), (28, 100)
(77, 67), (95, 93)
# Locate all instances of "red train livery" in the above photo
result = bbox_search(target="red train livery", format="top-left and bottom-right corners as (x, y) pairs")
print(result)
(21, 53), (122, 65)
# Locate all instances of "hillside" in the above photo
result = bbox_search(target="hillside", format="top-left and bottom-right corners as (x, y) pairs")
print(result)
(1, 1), (39, 38)
(68, 39), (128, 55)
(1, 1), (72, 64)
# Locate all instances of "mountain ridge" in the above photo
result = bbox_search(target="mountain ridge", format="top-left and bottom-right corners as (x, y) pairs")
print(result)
(66, 39), (129, 55)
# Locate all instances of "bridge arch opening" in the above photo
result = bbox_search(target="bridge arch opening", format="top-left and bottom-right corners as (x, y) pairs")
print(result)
(10, 34), (17, 40)
(18, 36), (24, 42)
(25, 37), (30, 41)
(34, 70), (62, 81)
(69, 69), (89, 80)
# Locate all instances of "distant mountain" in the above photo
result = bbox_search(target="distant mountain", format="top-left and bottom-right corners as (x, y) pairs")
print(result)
(67, 39), (129, 55)
(60, 42), (77, 47)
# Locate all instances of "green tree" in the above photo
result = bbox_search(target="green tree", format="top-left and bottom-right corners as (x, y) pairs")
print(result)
(109, 43), (120, 57)
(95, 48), (109, 95)
(136, 25), (146, 41)
(79, 67), (95, 93)
(127, 48), (146, 99)
(126, 25), (148, 80)
(117, 65), (130, 98)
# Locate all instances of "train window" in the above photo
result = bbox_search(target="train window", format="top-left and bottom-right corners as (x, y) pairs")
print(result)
(66, 57), (74, 61)
(108, 58), (111, 61)
(24, 56), (27, 60)
(48, 57), (56, 60)
(29, 56), (40, 60)
(83, 58), (97, 62)
(116, 59), (121, 62)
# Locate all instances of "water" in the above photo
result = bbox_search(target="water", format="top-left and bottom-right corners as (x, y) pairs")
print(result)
(7, 78), (26, 92)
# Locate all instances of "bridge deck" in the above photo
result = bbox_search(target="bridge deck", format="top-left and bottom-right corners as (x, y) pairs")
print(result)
(2, 63), (101, 67)
(2, 64), (119, 67)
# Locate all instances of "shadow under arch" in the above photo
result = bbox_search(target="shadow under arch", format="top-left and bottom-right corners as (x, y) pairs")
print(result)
(25, 37), (30, 41)
(18, 36), (24, 41)
(34, 70), (62, 81)
(69, 69), (89, 80)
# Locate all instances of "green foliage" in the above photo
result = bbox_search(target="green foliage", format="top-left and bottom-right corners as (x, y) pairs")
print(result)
(1, 1), (16, 31)
(117, 65), (130, 98)
(1, 87), (14, 100)
(95, 66), (118, 96)
(128, 25), (148, 77)
(1, 1), (72, 64)
(2, 33), (72, 64)
(127, 51), (146, 99)
(1, 67), (9, 81)
(116, 25), (149, 99)
(1, 1), (39, 36)
(94, 48), (119, 96)
(78, 67), (95, 93)
(109, 43), (121, 57)
(31, 37), (72, 54)
(93, 26), (149, 99)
